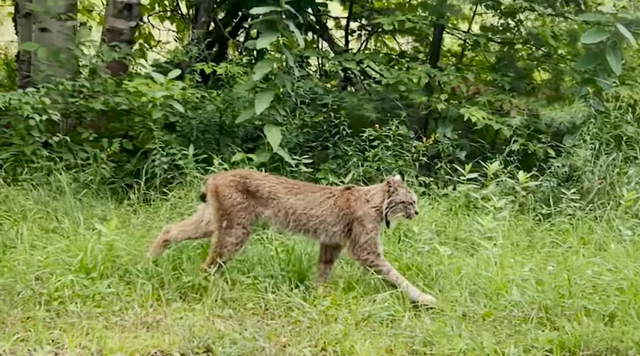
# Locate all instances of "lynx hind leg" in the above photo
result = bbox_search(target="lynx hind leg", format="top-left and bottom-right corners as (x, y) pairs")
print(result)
(348, 231), (437, 307)
(148, 203), (214, 258)
(317, 244), (343, 284)
(201, 217), (252, 272)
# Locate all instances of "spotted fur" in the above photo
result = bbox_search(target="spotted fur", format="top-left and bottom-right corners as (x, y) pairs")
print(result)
(148, 169), (436, 307)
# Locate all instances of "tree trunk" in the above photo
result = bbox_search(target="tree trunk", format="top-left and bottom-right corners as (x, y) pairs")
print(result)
(428, 0), (447, 69)
(210, 13), (248, 64)
(30, 0), (78, 84)
(423, 0), (447, 95)
(14, 0), (33, 89)
(421, 0), (448, 138)
(100, 0), (142, 77)
(344, 0), (354, 50)
(193, 0), (216, 41)
(311, 5), (346, 55)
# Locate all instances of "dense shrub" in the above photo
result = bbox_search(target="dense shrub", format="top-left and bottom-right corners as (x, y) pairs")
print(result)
(1, 53), (639, 219)
(1, 0), (639, 219)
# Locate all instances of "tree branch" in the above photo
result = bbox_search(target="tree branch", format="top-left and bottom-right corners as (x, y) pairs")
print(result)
(303, 9), (348, 21)
(357, 27), (380, 52)
(210, 11), (248, 64)
(311, 6), (346, 54)
(344, 0), (354, 50)
(173, 0), (188, 24)
(456, 3), (478, 66)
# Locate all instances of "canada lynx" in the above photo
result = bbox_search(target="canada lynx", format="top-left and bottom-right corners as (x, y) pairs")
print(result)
(149, 169), (436, 307)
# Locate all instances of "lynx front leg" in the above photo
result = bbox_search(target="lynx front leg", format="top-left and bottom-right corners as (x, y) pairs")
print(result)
(317, 244), (343, 283)
(149, 204), (212, 258)
(349, 237), (436, 307)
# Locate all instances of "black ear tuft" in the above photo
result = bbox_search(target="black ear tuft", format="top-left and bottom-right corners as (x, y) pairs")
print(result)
(199, 192), (207, 203)
(386, 179), (396, 191)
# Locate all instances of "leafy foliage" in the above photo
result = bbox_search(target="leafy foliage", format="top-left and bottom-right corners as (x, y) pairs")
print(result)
(0, 0), (639, 215)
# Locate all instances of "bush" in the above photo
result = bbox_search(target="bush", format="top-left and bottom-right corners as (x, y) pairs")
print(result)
(0, 63), (431, 193)
(1, 50), (639, 220)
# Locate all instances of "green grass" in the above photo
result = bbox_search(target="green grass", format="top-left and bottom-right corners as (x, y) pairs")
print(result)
(1, 179), (640, 356)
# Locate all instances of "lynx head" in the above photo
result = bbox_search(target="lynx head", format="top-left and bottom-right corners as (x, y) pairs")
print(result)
(382, 174), (419, 228)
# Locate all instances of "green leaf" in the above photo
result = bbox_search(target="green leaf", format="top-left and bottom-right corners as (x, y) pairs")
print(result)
(255, 89), (275, 115)
(275, 147), (296, 166)
(230, 152), (246, 162)
(344, 171), (354, 183)
(615, 23), (638, 48)
(284, 5), (303, 21)
(597, 5), (615, 13)
(168, 99), (185, 113)
(576, 13), (611, 22)
(151, 91), (169, 98)
(581, 28), (611, 44)
(281, 45), (300, 76)
(605, 44), (622, 75)
(595, 77), (613, 90)
(167, 68), (182, 79)
(19, 41), (40, 51)
(235, 108), (255, 123)
(575, 52), (600, 70)
(284, 20), (305, 47)
(249, 6), (280, 15)
(263, 124), (282, 152)
(150, 71), (165, 83)
(256, 31), (280, 49)
(36, 46), (48, 60)
(234, 78), (255, 93)
(275, 72), (292, 92)
(253, 147), (271, 164)
(252, 60), (274, 81)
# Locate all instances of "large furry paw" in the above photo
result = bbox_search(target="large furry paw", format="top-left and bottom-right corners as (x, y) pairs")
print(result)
(200, 261), (222, 274)
(411, 293), (437, 308)
(148, 240), (167, 259)
(200, 263), (213, 273)
(147, 246), (164, 259)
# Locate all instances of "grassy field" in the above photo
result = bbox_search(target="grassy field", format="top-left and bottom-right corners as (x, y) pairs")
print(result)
(1, 178), (640, 356)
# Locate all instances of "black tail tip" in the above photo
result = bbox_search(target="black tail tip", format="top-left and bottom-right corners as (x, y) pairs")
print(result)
(199, 192), (207, 203)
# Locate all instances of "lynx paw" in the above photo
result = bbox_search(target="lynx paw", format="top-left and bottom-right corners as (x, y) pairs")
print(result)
(200, 263), (213, 273)
(411, 293), (437, 308)
(147, 246), (164, 259)
(200, 261), (222, 274)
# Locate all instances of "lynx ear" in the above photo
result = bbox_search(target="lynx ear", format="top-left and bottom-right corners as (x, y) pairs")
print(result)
(386, 177), (400, 193)
(393, 174), (402, 181)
